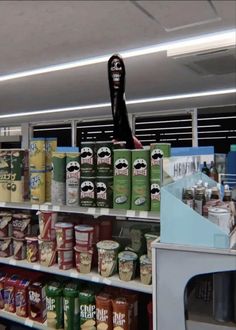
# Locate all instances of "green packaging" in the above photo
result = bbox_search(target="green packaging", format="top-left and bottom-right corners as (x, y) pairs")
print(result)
(96, 176), (113, 208)
(79, 289), (96, 329)
(130, 226), (149, 255)
(79, 177), (96, 207)
(46, 281), (64, 329)
(63, 282), (80, 330)
(66, 153), (80, 206)
(150, 143), (170, 180)
(131, 149), (150, 211)
(113, 149), (131, 210)
(52, 152), (66, 205)
(80, 142), (96, 177)
(0, 150), (11, 202)
(96, 141), (113, 176)
(150, 180), (161, 212)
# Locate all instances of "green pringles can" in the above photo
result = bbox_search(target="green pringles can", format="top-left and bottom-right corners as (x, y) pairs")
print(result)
(96, 176), (113, 208)
(79, 177), (96, 207)
(150, 180), (161, 212)
(66, 152), (80, 206)
(63, 282), (80, 330)
(113, 149), (131, 210)
(79, 289), (96, 329)
(80, 142), (96, 177)
(52, 152), (66, 205)
(131, 149), (150, 211)
(0, 149), (12, 202)
(150, 143), (171, 180)
(96, 141), (113, 176)
(46, 281), (64, 329)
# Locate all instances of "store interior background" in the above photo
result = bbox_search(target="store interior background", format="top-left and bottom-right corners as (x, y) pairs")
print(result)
(0, 1), (235, 152)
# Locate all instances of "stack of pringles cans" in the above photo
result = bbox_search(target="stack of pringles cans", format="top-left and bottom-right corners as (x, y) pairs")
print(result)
(0, 149), (29, 203)
(29, 138), (57, 203)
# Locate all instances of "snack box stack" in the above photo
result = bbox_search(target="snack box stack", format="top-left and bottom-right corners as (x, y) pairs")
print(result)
(55, 222), (74, 270)
(0, 211), (34, 261)
(37, 211), (57, 267)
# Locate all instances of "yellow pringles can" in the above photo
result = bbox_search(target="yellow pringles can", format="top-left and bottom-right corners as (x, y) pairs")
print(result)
(29, 138), (45, 170)
(45, 138), (57, 170)
(0, 149), (12, 202)
(11, 149), (25, 203)
(30, 170), (45, 203)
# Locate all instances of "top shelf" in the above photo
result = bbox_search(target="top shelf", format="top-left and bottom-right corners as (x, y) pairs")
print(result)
(0, 201), (160, 222)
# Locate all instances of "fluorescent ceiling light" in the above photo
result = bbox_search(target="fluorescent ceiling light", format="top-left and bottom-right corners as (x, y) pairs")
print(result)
(0, 88), (235, 120)
(78, 124), (112, 129)
(198, 136), (227, 140)
(136, 119), (191, 125)
(167, 30), (236, 57)
(34, 127), (71, 132)
(199, 116), (236, 121)
(0, 30), (235, 82)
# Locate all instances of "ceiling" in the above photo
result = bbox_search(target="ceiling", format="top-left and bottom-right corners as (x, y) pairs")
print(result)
(0, 0), (235, 125)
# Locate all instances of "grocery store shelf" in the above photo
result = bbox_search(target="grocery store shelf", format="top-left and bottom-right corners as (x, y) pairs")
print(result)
(0, 310), (47, 329)
(152, 242), (236, 330)
(0, 201), (160, 221)
(0, 257), (152, 294)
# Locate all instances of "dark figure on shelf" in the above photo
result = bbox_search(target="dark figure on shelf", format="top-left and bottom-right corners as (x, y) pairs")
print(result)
(108, 54), (142, 149)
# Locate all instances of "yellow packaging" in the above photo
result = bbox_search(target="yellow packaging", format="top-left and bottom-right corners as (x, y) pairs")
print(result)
(45, 138), (57, 170)
(29, 138), (45, 170)
(30, 170), (45, 203)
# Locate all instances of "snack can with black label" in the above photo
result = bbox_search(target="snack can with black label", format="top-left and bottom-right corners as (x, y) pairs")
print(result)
(79, 177), (96, 207)
(131, 149), (150, 211)
(113, 149), (131, 210)
(96, 176), (113, 208)
(96, 141), (113, 176)
(80, 142), (96, 177)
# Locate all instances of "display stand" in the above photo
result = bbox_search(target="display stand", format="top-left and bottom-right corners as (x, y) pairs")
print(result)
(152, 242), (236, 330)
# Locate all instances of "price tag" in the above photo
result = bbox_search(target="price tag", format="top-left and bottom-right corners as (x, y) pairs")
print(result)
(0, 202), (6, 207)
(70, 271), (79, 278)
(53, 206), (60, 212)
(9, 259), (16, 266)
(103, 278), (112, 285)
(24, 319), (34, 327)
(101, 208), (109, 215)
(88, 208), (96, 215)
(31, 204), (39, 210)
(91, 276), (100, 283)
(126, 210), (135, 218)
(139, 211), (148, 219)
(40, 204), (49, 211)
(33, 264), (41, 271)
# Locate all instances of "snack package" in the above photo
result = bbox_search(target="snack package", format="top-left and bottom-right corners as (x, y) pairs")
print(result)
(16, 279), (30, 318)
(63, 282), (80, 330)
(28, 281), (47, 323)
(79, 289), (96, 330)
(46, 281), (64, 329)
(112, 297), (129, 330)
(4, 275), (20, 313)
(96, 293), (113, 330)
(0, 272), (7, 309)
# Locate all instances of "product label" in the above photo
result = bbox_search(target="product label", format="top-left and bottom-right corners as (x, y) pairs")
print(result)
(151, 149), (163, 166)
(113, 312), (126, 326)
(29, 290), (40, 304)
(31, 175), (41, 189)
(133, 159), (147, 176)
(114, 159), (129, 176)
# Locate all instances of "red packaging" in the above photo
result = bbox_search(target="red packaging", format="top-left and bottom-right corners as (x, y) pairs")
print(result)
(99, 218), (113, 241)
(57, 248), (73, 270)
(55, 222), (74, 249)
(0, 213), (12, 237)
(16, 279), (30, 317)
(26, 236), (39, 263)
(38, 211), (57, 240)
(38, 237), (57, 267)
(4, 275), (20, 313)
(112, 297), (129, 330)
(0, 237), (12, 257)
(13, 238), (26, 260)
(0, 272), (7, 309)
(122, 291), (139, 330)
(28, 281), (47, 323)
(74, 225), (94, 251)
(12, 214), (31, 238)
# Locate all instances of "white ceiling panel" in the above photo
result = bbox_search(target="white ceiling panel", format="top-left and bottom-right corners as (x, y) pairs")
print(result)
(136, 1), (219, 31)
